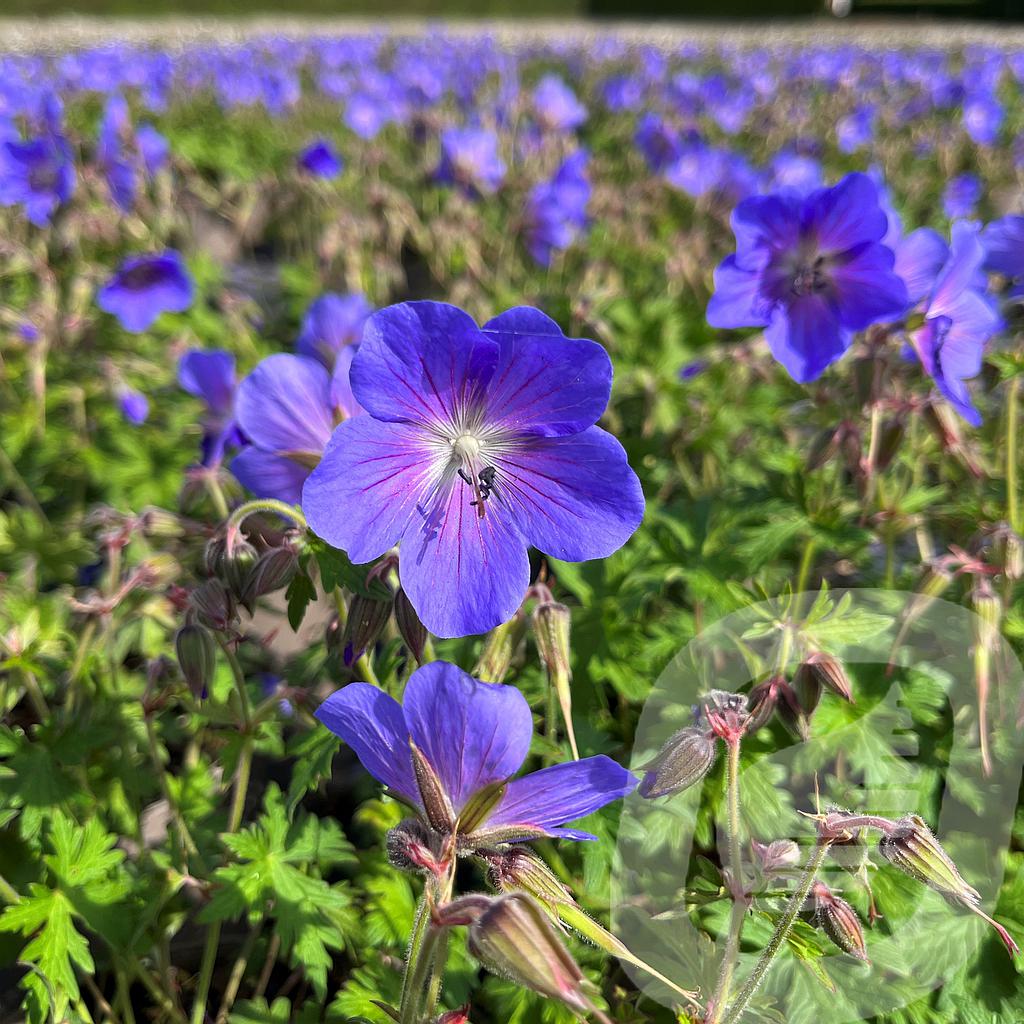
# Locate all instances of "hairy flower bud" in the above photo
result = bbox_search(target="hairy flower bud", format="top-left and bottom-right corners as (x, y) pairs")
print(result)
(797, 651), (854, 705)
(746, 675), (784, 732)
(752, 839), (800, 877)
(812, 882), (869, 962)
(481, 846), (574, 907)
(806, 426), (842, 472)
(467, 894), (593, 1015)
(394, 587), (428, 664)
(343, 592), (393, 665)
(878, 814), (981, 908)
(223, 539), (259, 598)
(474, 616), (524, 684)
(175, 623), (216, 699)
(190, 578), (236, 632)
(971, 579), (1002, 653)
(138, 506), (184, 538)
(386, 818), (439, 874)
(875, 418), (905, 472)
(241, 546), (298, 608)
(638, 726), (718, 799)
(532, 600), (578, 758)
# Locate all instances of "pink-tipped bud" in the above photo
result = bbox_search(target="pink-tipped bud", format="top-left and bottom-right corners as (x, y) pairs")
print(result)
(638, 726), (718, 799)
(878, 814), (980, 908)
(466, 893), (593, 1016)
(812, 882), (869, 963)
(386, 818), (442, 875)
(746, 675), (784, 732)
(434, 1008), (471, 1024)
(752, 839), (800, 877)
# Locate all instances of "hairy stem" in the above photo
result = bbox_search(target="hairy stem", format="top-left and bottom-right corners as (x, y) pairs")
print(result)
(720, 839), (832, 1024)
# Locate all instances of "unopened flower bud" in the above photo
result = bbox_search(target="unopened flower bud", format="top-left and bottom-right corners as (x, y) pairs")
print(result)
(812, 882), (869, 962)
(971, 579), (1002, 653)
(806, 426), (841, 472)
(796, 651), (853, 705)
(878, 814), (981, 908)
(223, 539), (259, 597)
(481, 846), (574, 907)
(474, 616), (524, 684)
(752, 839), (800, 876)
(394, 588), (428, 663)
(875, 418), (905, 472)
(434, 1008), (470, 1024)
(241, 546), (298, 607)
(138, 506), (183, 538)
(532, 601), (578, 759)
(190, 578), (236, 632)
(638, 726), (718, 799)
(1004, 530), (1024, 581)
(746, 676), (783, 732)
(386, 818), (439, 874)
(175, 623), (216, 699)
(467, 893), (594, 1016)
(342, 592), (393, 665)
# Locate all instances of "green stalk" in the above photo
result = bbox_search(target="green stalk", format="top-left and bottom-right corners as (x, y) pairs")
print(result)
(707, 739), (746, 1024)
(225, 498), (307, 535)
(1008, 376), (1021, 536)
(720, 839), (832, 1024)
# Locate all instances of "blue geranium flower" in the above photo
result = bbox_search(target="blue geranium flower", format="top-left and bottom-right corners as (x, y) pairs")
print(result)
(982, 215), (1024, 297)
(532, 75), (586, 132)
(296, 292), (373, 367)
(232, 352), (360, 505)
(943, 173), (981, 219)
(98, 252), (194, 333)
(436, 126), (505, 195)
(316, 660), (637, 842)
(707, 172), (908, 383)
(178, 349), (240, 466)
(118, 387), (149, 426)
(896, 221), (1002, 425)
(301, 302), (644, 638)
(0, 133), (75, 227)
(525, 150), (590, 267)
(298, 138), (343, 178)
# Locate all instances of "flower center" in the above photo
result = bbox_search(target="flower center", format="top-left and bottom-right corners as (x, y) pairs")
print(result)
(791, 255), (830, 297)
(449, 432), (497, 519)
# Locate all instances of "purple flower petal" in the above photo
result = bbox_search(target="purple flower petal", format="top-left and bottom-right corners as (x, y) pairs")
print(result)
(235, 354), (334, 455)
(832, 242), (908, 329)
(729, 192), (801, 261)
(706, 254), (771, 329)
(765, 295), (849, 383)
(351, 302), (498, 426)
(329, 346), (361, 421)
(806, 171), (888, 253)
(315, 682), (417, 804)
(481, 308), (612, 436)
(178, 350), (236, 416)
(232, 447), (311, 505)
(402, 662), (532, 812)
(487, 755), (638, 838)
(894, 228), (949, 305)
(398, 478), (530, 638)
(302, 416), (438, 563)
(494, 427), (644, 562)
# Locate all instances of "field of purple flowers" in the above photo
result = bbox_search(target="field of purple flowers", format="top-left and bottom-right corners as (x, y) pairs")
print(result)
(1, 26), (1024, 1024)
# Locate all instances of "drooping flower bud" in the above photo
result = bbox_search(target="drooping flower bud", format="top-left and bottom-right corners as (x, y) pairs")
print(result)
(466, 893), (595, 1016)
(806, 426), (842, 472)
(342, 592), (393, 665)
(874, 418), (905, 472)
(812, 881), (869, 962)
(138, 506), (184, 538)
(480, 846), (574, 907)
(638, 726), (718, 799)
(175, 623), (216, 699)
(793, 661), (822, 715)
(532, 600), (578, 759)
(190, 578), (236, 633)
(434, 1008), (471, 1024)
(746, 675), (784, 732)
(878, 814), (981, 908)
(241, 546), (298, 608)
(223, 539), (259, 598)
(394, 587), (428, 664)
(797, 651), (854, 705)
